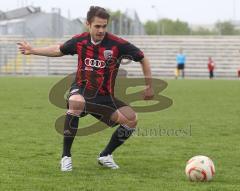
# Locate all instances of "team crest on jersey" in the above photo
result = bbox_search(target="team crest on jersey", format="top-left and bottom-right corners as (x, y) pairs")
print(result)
(103, 50), (113, 60)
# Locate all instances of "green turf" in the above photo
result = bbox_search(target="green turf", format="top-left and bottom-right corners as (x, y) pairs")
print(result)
(0, 77), (239, 191)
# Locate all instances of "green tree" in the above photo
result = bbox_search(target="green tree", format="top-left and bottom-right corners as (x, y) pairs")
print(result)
(191, 27), (218, 35)
(144, 18), (191, 35)
(159, 19), (191, 35)
(144, 20), (158, 35)
(215, 21), (240, 35)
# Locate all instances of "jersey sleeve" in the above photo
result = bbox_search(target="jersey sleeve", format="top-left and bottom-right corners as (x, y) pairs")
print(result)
(119, 41), (144, 62)
(60, 37), (78, 55)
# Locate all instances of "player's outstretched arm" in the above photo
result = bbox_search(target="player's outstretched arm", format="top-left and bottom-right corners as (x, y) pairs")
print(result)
(140, 57), (154, 100)
(17, 41), (64, 57)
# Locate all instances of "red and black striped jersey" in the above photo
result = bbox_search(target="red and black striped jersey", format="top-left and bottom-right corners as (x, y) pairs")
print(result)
(60, 32), (144, 96)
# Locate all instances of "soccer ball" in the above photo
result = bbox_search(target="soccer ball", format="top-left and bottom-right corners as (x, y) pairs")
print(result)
(185, 155), (215, 182)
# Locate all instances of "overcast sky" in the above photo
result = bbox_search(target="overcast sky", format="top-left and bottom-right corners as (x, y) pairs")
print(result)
(0, 0), (239, 24)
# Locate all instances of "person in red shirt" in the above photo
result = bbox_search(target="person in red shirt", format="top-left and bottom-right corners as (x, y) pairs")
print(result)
(17, 6), (154, 171)
(238, 68), (240, 78)
(208, 57), (215, 79)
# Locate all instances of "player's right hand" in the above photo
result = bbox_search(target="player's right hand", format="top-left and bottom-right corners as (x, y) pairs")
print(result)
(17, 41), (32, 55)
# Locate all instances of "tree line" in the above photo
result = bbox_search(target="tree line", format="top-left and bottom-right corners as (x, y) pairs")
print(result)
(108, 10), (240, 35)
(145, 19), (240, 35)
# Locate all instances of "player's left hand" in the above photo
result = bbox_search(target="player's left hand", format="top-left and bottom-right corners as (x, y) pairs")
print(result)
(143, 86), (154, 100)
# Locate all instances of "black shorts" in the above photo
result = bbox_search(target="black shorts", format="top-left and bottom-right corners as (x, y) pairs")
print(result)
(177, 64), (185, 70)
(67, 84), (127, 127)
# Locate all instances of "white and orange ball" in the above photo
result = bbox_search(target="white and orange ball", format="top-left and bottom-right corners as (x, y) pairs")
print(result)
(185, 155), (215, 181)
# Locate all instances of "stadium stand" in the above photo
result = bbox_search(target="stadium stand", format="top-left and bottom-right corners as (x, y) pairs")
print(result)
(0, 35), (240, 78)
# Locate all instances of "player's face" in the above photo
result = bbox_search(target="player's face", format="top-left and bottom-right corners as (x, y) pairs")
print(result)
(87, 17), (108, 43)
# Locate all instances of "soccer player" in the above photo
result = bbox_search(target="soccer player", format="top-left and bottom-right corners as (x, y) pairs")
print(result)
(176, 48), (186, 79)
(207, 57), (215, 79)
(18, 6), (154, 171)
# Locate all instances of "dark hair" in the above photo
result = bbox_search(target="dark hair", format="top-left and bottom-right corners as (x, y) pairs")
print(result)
(87, 6), (110, 23)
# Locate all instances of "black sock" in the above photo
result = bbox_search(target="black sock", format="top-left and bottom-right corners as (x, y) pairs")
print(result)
(100, 125), (135, 157)
(62, 113), (79, 157)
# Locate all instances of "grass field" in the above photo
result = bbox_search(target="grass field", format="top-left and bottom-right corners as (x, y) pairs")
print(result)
(0, 77), (239, 191)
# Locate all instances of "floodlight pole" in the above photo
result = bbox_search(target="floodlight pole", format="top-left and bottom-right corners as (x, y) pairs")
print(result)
(233, 0), (236, 21)
(151, 5), (161, 35)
